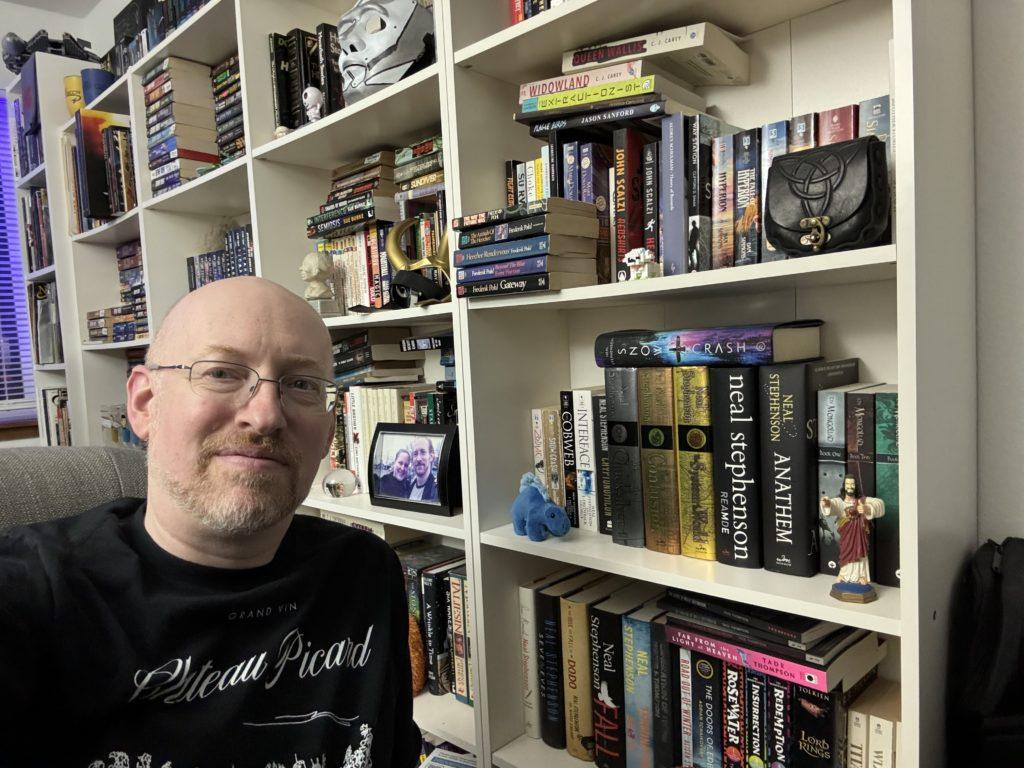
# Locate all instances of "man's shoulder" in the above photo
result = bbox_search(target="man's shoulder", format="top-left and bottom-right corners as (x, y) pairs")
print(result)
(0, 497), (143, 560)
(288, 512), (397, 564)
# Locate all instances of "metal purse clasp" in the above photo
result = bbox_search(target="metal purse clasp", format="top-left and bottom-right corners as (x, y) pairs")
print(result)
(799, 216), (831, 251)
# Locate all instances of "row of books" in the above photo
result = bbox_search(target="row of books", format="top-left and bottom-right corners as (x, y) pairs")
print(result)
(21, 188), (53, 273)
(211, 54), (246, 163)
(519, 567), (887, 767)
(31, 282), (62, 366)
(11, 97), (43, 179)
(527, 321), (900, 584)
(142, 56), (223, 196)
(85, 240), (148, 344)
(509, 0), (571, 24)
(41, 387), (71, 446)
(109, 0), (210, 76)
(185, 223), (255, 291)
(268, 25), (344, 130)
(451, 198), (601, 298)
(64, 109), (136, 234)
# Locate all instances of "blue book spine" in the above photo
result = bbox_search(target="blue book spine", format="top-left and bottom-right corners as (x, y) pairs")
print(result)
(660, 113), (687, 275)
(453, 234), (552, 266)
(456, 255), (550, 283)
(760, 120), (788, 261)
(624, 615), (655, 768)
(563, 141), (579, 201)
(733, 129), (760, 267)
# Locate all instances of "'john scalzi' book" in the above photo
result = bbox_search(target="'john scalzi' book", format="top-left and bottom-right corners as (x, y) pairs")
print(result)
(594, 320), (822, 368)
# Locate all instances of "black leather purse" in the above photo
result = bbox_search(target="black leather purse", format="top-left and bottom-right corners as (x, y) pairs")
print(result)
(764, 135), (890, 256)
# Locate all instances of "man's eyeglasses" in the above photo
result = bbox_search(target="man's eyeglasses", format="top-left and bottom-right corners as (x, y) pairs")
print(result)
(147, 360), (338, 414)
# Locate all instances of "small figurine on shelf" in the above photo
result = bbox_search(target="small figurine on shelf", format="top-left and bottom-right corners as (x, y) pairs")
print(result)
(511, 471), (571, 542)
(299, 251), (341, 316)
(302, 86), (324, 122)
(621, 247), (662, 281)
(820, 473), (886, 603)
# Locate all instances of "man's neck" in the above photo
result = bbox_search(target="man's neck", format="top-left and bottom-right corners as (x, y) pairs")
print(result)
(143, 496), (292, 569)
(414, 474), (429, 487)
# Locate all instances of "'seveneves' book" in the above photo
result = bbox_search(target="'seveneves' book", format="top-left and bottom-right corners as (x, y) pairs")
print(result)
(594, 320), (822, 368)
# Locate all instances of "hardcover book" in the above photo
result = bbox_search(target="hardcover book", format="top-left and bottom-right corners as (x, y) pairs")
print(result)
(722, 663), (746, 768)
(595, 394), (613, 535)
(675, 366), (715, 560)
(560, 390), (580, 528)
(760, 120), (788, 261)
(638, 368), (681, 555)
(573, 388), (601, 532)
(594, 320), (822, 368)
(873, 387), (900, 587)
(791, 668), (878, 768)
(606, 367), (645, 547)
(623, 603), (666, 768)
(710, 367), (763, 568)
(613, 127), (646, 280)
(651, 616), (683, 768)
(733, 128), (761, 266)
(692, 652), (723, 768)
(711, 134), (735, 270)
(759, 359), (859, 576)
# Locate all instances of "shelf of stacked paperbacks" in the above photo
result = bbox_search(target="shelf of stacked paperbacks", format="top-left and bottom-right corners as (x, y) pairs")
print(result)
(7, 0), (974, 765)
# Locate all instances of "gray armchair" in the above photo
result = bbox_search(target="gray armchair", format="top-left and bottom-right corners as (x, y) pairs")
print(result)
(0, 446), (147, 532)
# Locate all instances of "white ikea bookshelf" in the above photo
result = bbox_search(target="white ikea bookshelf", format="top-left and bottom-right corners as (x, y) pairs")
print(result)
(8, 0), (974, 765)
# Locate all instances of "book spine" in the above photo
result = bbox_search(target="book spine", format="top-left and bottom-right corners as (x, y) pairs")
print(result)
(564, 141), (579, 202)
(637, 368), (680, 554)
(456, 255), (551, 283)
(593, 611), (627, 768)
(521, 75), (656, 113)
(450, 572), (469, 704)
(847, 706), (869, 768)
(660, 113), (687, 275)
(393, 152), (444, 184)
(846, 391), (877, 497)
(560, 390), (580, 528)
(745, 671), (769, 768)
(692, 653), (723, 768)
(722, 663), (745, 768)
(817, 105), (858, 146)
(688, 115), (720, 272)
(817, 388), (849, 576)
(542, 406), (565, 507)
(760, 120), (788, 262)
(652, 620), (682, 768)
(453, 234), (552, 267)
(791, 685), (844, 768)
(767, 678), (792, 767)
(531, 408), (547, 490)
(528, 100), (668, 136)
(675, 366), (716, 560)
(874, 392), (900, 587)
(710, 367), (763, 568)
(574, 390), (600, 532)
(624, 614), (655, 768)
(592, 394), (614, 535)
(593, 323), (784, 368)
(868, 714), (895, 768)
(733, 128), (760, 266)
(642, 140), (659, 260)
(537, 590), (568, 748)
(606, 367), (645, 547)
(455, 273), (554, 298)
(422, 568), (450, 695)
(518, 61), (641, 100)
(679, 647), (693, 768)
(711, 134), (734, 269)
(562, 597), (595, 759)
(520, 584), (542, 737)
(789, 113), (816, 152)
(516, 162), (527, 207)
(613, 128), (644, 281)
(505, 159), (518, 208)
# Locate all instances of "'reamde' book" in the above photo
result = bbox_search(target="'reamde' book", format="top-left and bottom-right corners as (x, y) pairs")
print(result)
(594, 320), (822, 368)
(760, 359), (860, 576)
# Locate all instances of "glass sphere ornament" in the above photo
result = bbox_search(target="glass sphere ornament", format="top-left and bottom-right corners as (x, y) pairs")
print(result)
(322, 468), (359, 498)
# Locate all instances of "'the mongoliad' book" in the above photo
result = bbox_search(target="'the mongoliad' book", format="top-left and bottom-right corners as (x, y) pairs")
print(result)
(594, 320), (822, 368)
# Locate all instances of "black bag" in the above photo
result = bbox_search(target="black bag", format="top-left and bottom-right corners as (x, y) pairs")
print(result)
(764, 135), (889, 256)
(948, 538), (1024, 762)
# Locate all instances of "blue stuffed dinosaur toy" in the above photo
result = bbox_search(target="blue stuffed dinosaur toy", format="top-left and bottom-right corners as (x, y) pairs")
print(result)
(511, 472), (571, 542)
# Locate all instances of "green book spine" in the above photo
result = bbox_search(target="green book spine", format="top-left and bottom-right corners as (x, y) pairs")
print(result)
(675, 366), (716, 560)
(874, 391), (900, 587)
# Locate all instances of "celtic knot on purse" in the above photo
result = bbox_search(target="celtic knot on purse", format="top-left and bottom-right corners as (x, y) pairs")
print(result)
(764, 135), (890, 256)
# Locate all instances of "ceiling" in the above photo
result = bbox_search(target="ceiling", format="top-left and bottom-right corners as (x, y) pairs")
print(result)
(4, 0), (103, 18)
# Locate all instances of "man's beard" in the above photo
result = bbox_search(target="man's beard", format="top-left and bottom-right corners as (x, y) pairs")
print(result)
(152, 430), (303, 536)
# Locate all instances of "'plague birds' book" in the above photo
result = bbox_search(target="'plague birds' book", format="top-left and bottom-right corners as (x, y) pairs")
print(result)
(594, 321), (822, 368)
(638, 368), (681, 554)
(674, 366), (716, 560)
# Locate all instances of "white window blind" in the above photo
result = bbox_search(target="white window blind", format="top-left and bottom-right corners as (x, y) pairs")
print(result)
(0, 93), (34, 409)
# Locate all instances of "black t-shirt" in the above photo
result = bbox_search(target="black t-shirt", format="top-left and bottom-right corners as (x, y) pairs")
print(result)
(0, 498), (420, 767)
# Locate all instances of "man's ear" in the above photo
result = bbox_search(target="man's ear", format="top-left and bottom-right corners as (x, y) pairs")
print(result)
(126, 365), (156, 441)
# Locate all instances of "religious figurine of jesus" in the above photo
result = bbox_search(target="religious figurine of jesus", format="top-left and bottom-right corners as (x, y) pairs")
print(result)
(820, 474), (885, 603)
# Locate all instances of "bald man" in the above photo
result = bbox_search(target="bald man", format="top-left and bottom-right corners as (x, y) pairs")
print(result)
(0, 277), (421, 766)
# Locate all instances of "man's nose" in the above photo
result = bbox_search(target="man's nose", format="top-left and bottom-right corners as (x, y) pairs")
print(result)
(236, 378), (287, 434)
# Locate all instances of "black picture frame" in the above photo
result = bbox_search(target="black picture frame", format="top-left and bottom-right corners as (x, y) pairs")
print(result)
(368, 422), (460, 516)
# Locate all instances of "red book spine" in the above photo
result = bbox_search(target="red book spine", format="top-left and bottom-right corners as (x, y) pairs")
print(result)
(816, 105), (858, 146)
(511, 0), (525, 23)
(613, 127), (644, 281)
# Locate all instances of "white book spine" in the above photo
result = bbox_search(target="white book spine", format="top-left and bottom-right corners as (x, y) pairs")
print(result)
(572, 390), (599, 531)
(526, 160), (537, 204)
(541, 144), (551, 200)
(679, 648), (693, 768)
(354, 234), (370, 308)
(847, 708), (869, 768)
(519, 584), (541, 737)
(868, 715), (895, 768)
(516, 162), (527, 206)
(531, 408), (546, 487)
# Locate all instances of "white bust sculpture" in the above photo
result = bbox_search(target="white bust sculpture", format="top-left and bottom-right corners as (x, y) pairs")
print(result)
(299, 251), (335, 300)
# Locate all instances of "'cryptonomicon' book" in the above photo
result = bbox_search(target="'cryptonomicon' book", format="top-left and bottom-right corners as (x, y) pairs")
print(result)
(760, 120), (788, 261)
(606, 367), (645, 547)
(692, 653), (723, 768)
(675, 366), (715, 560)
(874, 387), (900, 587)
(560, 390), (580, 528)
(710, 367), (763, 569)
(733, 128), (761, 266)
(594, 320), (822, 368)
(711, 134), (735, 270)
(638, 368), (680, 554)
(759, 359), (859, 576)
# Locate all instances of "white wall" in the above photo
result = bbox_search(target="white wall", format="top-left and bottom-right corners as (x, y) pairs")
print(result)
(0, 2), (91, 90)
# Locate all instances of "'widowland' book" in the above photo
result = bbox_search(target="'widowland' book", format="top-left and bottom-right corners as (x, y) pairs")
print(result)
(594, 320), (822, 368)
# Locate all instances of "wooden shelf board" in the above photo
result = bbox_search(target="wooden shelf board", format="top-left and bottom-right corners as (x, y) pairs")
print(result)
(25, 265), (56, 283)
(131, 0), (238, 74)
(71, 207), (141, 245)
(16, 163), (47, 190)
(492, 735), (578, 768)
(81, 339), (150, 352)
(413, 691), (477, 754)
(463, 246), (896, 312)
(252, 65), (441, 170)
(142, 157), (249, 216)
(480, 523), (902, 637)
(454, 0), (845, 84)
(303, 491), (466, 540)
(323, 302), (453, 330)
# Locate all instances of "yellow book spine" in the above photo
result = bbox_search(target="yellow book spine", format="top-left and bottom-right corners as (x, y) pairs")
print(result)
(532, 75), (657, 112)
(638, 368), (681, 555)
(674, 366), (716, 560)
(561, 597), (594, 760)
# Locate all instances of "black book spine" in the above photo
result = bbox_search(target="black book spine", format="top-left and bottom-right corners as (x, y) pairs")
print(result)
(333, 346), (374, 373)
(845, 391), (877, 497)
(791, 670), (875, 768)
(651, 619), (682, 768)
(316, 23), (343, 115)
(422, 568), (452, 695)
(560, 390), (580, 527)
(592, 610), (626, 768)
(536, 591), (567, 748)
(759, 359), (859, 576)
(687, 115), (714, 272)
(527, 101), (668, 137)
(454, 273), (552, 298)
(548, 130), (562, 199)
(766, 678), (792, 767)
(745, 671), (769, 767)
(457, 214), (552, 248)
(269, 33), (290, 128)
(595, 394), (613, 535)
(710, 367), (763, 568)
(504, 159), (518, 208)
(722, 663), (746, 768)
(692, 653), (723, 768)
(605, 367), (645, 547)
(642, 140), (659, 260)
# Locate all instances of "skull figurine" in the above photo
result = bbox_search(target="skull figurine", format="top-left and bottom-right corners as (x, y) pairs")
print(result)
(337, 0), (435, 105)
(301, 86), (325, 122)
